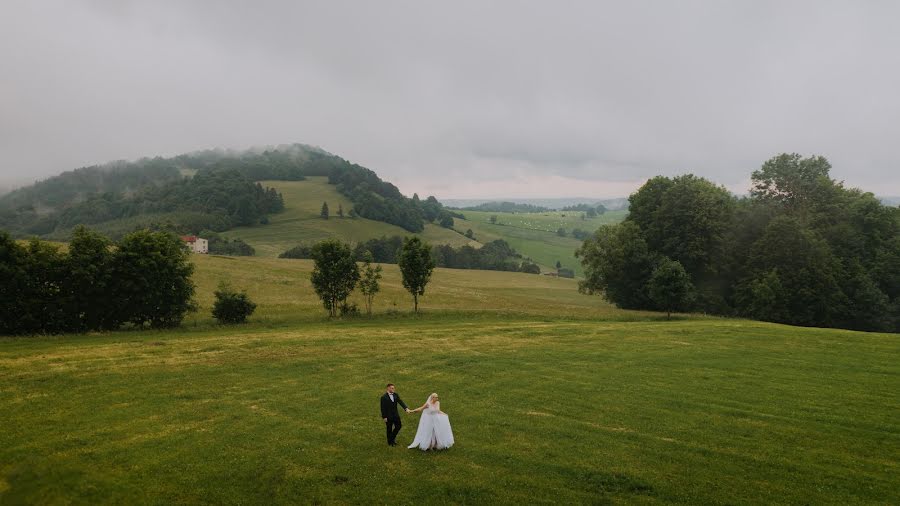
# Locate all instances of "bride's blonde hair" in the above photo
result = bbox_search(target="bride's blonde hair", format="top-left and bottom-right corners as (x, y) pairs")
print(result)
(429, 393), (439, 404)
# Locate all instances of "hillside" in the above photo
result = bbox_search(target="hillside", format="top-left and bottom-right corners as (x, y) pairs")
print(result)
(2, 254), (898, 504)
(228, 178), (473, 257)
(453, 209), (627, 276)
(0, 144), (457, 240)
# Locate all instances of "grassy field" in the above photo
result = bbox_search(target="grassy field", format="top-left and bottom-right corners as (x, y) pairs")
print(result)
(1, 255), (898, 504)
(453, 210), (627, 276)
(229, 178), (473, 257)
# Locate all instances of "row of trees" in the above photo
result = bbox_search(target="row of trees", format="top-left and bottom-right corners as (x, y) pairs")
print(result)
(1, 227), (195, 335)
(577, 154), (900, 331)
(309, 237), (435, 316)
(281, 236), (541, 274)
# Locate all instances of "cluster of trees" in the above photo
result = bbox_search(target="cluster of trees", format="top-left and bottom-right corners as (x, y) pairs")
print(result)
(201, 231), (255, 256)
(1, 227), (195, 335)
(329, 164), (457, 232)
(309, 237), (434, 315)
(577, 154), (900, 331)
(560, 203), (607, 217)
(282, 236), (540, 274)
(432, 240), (540, 273)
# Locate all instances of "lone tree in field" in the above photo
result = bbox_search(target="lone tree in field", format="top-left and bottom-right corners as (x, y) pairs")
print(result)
(337, 204), (344, 218)
(398, 237), (435, 313)
(320, 202), (329, 219)
(648, 258), (694, 320)
(310, 239), (359, 317)
(489, 215), (497, 224)
(358, 251), (383, 315)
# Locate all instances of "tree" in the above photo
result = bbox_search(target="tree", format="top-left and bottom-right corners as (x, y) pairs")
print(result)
(627, 174), (735, 311)
(465, 229), (474, 239)
(648, 258), (694, 319)
(557, 227), (567, 237)
(67, 226), (118, 331)
(489, 215), (497, 224)
(309, 239), (359, 317)
(212, 282), (257, 324)
(398, 237), (435, 313)
(111, 230), (196, 328)
(439, 214), (454, 228)
(751, 153), (833, 211)
(337, 204), (344, 218)
(555, 260), (562, 270)
(735, 216), (846, 327)
(321, 201), (329, 219)
(576, 222), (656, 309)
(358, 252), (383, 315)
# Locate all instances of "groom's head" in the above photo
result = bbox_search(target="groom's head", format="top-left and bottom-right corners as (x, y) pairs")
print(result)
(386, 383), (395, 394)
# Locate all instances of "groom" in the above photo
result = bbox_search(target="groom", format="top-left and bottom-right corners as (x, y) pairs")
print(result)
(380, 383), (410, 446)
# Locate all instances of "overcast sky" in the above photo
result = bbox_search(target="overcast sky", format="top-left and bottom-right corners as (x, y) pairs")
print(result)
(2, 1), (899, 198)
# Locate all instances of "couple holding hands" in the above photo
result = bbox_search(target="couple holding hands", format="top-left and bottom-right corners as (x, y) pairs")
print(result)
(380, 383), (454, 451)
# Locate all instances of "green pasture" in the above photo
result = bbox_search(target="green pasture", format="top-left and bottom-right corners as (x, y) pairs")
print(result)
(228, 178), (472, 257)
(1, 255), (898, 504)
(453, 210), (627, 276)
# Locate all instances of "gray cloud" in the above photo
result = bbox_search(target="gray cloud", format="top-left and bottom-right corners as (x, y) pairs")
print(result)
(1, 0), (899, 198)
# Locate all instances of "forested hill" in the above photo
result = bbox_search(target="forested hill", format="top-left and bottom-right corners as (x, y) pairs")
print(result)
(0, 144), (455, 238)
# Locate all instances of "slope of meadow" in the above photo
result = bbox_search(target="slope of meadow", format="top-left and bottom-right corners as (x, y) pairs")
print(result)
(228, 178), (473, 257)
(453, 209), (627, 276)
(1, 255), (898, 504)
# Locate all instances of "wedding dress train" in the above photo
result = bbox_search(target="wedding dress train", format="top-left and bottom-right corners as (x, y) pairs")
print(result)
(408, 397), (454, 451)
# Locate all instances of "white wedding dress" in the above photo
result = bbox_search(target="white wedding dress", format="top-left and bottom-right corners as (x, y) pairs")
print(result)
(408, 397), (454, 451)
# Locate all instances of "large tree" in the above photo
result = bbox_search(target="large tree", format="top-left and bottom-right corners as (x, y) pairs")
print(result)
(397, 237), (435, 313)
(67, 226), (118, 331)
(576, 222), (655, 309)
(647, 258), (694, 319)
(309, 239), (359, 317)
(111, 230), (196, 328)
(627, 174), (735, 311)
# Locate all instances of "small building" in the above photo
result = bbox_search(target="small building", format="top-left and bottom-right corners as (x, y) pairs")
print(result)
(181, 235), (209, 254)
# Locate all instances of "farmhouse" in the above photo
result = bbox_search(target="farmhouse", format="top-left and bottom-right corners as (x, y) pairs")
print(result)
(181, 235), (208, 254)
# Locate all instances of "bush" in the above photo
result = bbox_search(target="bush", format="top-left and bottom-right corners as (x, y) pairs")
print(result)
(339, 302), (360, 317)
(212, 283), (257, 324)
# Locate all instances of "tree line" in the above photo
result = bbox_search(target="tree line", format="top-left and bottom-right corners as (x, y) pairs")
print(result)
(577, 153), (900, 332)
(1, 227), (195, 335)
(281, 236), (541, 274)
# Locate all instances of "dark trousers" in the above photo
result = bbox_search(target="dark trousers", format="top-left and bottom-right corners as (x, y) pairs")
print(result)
(385, 417), (402, 445)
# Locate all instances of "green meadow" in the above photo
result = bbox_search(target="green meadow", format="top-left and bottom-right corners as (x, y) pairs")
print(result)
(453, 210), (627, 276)
(228, 178), (473, 257)
(1, 255), (898, 504)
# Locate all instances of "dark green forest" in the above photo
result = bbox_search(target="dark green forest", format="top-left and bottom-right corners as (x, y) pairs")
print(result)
(578, 153), (900, 332)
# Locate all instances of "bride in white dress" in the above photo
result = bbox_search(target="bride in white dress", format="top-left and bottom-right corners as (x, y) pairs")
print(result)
(408, 393), (454, 451)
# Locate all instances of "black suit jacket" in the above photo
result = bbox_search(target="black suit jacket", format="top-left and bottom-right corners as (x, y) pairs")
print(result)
(380, 392), (408, 420)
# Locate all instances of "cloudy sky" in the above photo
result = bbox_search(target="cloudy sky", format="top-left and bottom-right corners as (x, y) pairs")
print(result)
(2, 1), (899, 198)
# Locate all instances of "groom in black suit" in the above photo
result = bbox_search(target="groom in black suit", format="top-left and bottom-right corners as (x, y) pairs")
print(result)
(381, 383), (409, 446)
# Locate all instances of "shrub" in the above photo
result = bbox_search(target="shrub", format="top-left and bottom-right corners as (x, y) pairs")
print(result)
(212, 283), (257, 324)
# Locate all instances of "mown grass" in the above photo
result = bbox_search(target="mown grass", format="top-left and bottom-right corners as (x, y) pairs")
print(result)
(453, 210), (627, 276)
(228, 178), (472, 257)
(2, 256), (898, 504)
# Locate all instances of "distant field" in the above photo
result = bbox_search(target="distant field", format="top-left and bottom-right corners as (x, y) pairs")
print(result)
(228, 178), (473, 257)
(1, 254), (897, 504)
(454, 210), (627, 276)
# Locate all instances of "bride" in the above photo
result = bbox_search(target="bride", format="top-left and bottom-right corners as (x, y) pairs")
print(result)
(408, 393), (454, 451)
